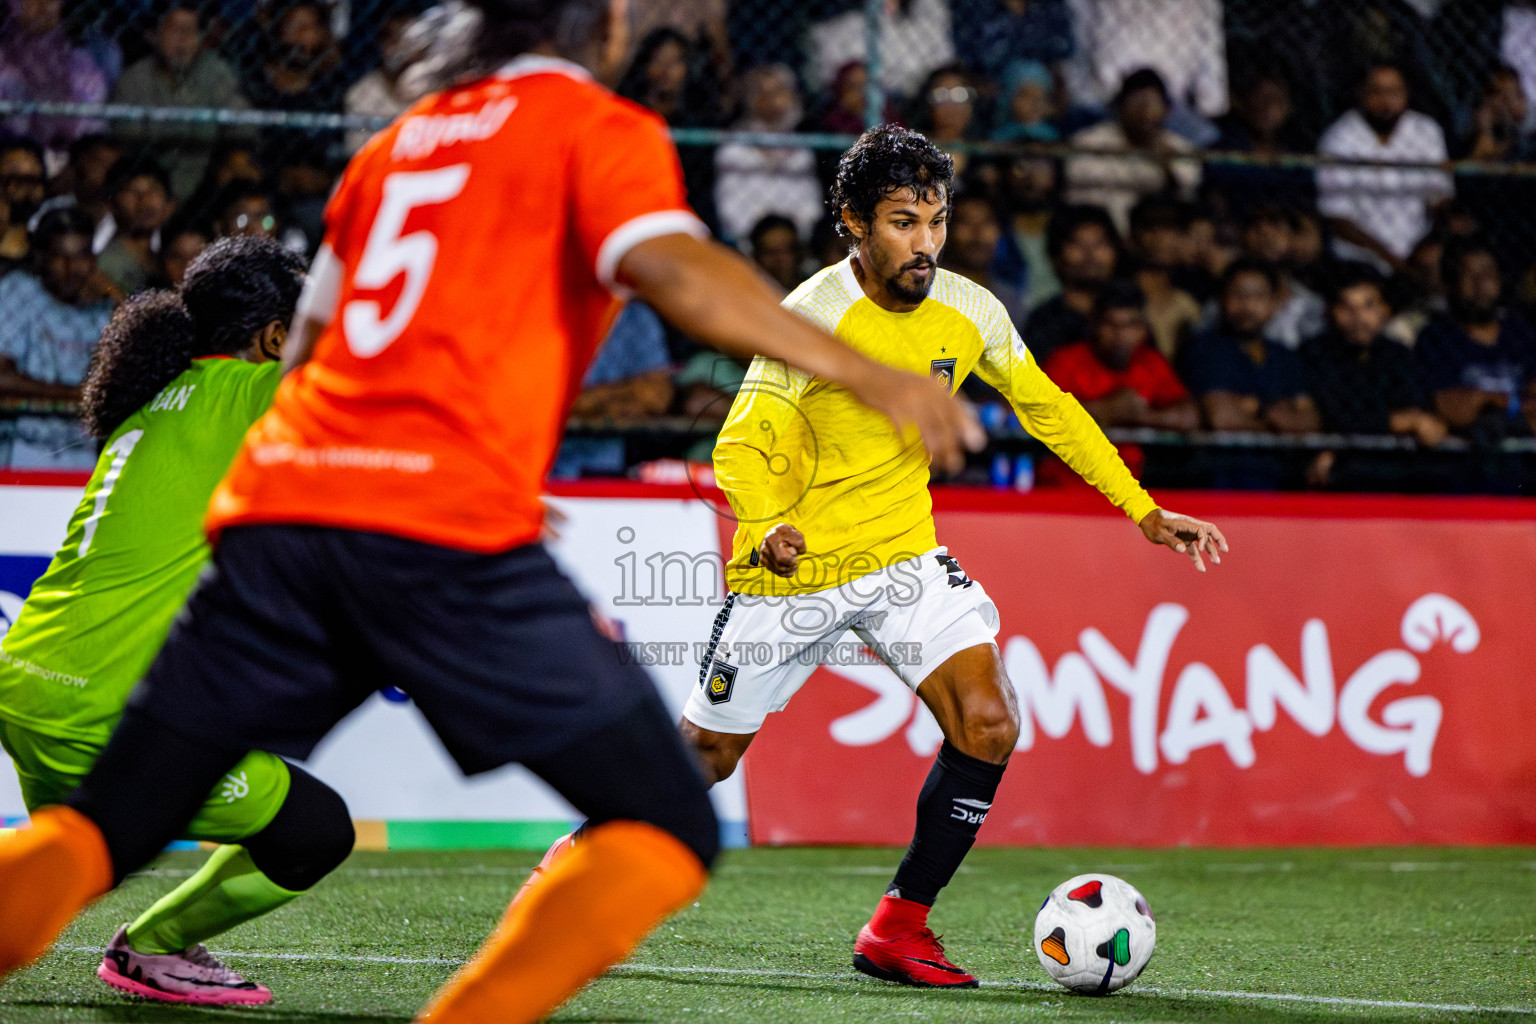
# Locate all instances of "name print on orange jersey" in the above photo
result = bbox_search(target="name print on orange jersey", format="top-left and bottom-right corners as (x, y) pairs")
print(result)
(392, 96), (519, 162)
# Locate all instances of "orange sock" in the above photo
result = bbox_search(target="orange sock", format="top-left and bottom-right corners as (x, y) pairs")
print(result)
(417, 820), (707, 1023)
(0, 806), (113, 976)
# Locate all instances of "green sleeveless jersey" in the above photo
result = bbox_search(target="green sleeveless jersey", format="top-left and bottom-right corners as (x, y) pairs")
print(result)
(0, 357), (281, 744)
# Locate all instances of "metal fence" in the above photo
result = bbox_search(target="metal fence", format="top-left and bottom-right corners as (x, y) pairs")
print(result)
(2, 0), (1535, 493)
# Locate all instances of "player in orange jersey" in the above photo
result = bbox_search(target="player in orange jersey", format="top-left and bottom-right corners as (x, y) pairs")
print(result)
(0, 1), (983, 1021)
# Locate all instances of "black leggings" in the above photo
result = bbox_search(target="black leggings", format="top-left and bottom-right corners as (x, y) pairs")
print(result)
(69, 687), (717, 889)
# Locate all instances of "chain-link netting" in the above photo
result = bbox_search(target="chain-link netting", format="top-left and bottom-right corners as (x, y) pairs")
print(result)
(1, 0), (1534, 491)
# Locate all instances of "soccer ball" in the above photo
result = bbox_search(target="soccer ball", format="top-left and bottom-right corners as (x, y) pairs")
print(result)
(1033, 873), (1155, 994)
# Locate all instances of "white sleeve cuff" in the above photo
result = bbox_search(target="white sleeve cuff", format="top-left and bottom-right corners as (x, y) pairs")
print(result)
(295, 243), (343, 325)
(594, 210), (709, 294)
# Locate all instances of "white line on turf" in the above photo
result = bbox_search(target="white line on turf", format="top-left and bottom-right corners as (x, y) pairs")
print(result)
(51, 947), (1536, 1015)
(126, 860), (1536, 882)
(58, 946), (463, 966)
(612, 967), (1536, 1015)
(714, 865), (966, 875)
(1128, 985), (1536, 1015)
(127, 866), (543, 880)
(126, 865), (936, 880)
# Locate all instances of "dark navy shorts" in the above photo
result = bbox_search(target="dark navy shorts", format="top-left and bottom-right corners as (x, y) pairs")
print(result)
(130, 525), (657, 774)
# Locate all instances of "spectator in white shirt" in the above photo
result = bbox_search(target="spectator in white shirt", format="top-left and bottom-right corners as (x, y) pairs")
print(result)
(1064, 68), (1201, 235)
(1316, 62), (1453, 274)
(807, 0), (954, 102)
(1064, 0), (1226, 142)
(1500, 0), (1536, 134)
(714, 64), (823, 244)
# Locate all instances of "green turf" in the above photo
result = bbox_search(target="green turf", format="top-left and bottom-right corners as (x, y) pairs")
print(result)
(2, 846), (1533, 1022)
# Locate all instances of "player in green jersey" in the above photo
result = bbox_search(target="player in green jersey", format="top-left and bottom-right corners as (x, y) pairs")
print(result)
(0, 237), (355, 1006)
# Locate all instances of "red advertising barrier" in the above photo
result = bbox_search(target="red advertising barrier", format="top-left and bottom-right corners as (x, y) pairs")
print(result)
(741, 491), (1536, 846)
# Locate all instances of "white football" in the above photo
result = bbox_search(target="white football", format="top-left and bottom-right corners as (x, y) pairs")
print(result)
(1033, 873), (1156, 994)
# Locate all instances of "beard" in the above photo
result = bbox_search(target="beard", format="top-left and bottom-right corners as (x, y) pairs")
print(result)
(1363, 109), (1403, 137)
(883, 255), (937, 304)
(161, 51), (196, 74)
(277, 44), (326, 72)
(1453, 298), (1499, 325)
(45, 273), (88, 305)
(8, 194), (39, 223)
(1099, 346), (1133, 371)
(1225, 317), (1267, 341)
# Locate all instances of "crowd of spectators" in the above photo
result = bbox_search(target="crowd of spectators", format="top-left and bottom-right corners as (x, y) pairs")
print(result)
(2, 0), (1536, 489)
(563, 170), (1536, 491)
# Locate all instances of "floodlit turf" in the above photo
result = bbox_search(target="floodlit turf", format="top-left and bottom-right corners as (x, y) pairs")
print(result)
(1, 846), (1533, 1022)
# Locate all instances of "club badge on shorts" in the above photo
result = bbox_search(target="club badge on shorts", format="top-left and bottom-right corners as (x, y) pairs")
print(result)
(706, 660), (738, 705)
(929, 358), (957, 393)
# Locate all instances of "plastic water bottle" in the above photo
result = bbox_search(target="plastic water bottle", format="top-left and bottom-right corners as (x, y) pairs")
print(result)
(979, 402), (1008, 432)
(990, 451), (1013, 487)
(1013, 453), (1035, 493)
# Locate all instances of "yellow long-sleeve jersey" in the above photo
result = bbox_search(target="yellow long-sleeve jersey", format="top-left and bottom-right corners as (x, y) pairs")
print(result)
(715, 258), (1159, 596)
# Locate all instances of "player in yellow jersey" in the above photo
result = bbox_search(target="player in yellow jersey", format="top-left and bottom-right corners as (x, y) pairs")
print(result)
(687, 126), (1229, 987)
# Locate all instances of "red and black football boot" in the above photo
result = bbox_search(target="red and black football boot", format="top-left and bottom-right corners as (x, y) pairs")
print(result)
(852, 895), (978, 988)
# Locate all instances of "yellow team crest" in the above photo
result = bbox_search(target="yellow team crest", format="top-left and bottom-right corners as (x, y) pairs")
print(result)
(706, 660), (737, 705)
(929, 358), (957, 393)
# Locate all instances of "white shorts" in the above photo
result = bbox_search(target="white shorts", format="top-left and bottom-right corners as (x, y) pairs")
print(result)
(682, 547), (1000, 734)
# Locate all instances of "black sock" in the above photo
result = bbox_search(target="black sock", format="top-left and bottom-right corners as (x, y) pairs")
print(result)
(887, 741), (1007, 907)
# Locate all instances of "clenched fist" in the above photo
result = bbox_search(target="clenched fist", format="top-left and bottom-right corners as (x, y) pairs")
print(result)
(759, 523), (806, 578)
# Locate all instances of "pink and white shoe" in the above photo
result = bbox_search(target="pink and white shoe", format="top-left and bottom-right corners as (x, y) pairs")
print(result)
(97, 925), (272, 1005)
(512, 831), (577, 905)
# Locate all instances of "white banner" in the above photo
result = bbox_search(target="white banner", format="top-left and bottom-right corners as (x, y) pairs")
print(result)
(0, 485), (741, 839)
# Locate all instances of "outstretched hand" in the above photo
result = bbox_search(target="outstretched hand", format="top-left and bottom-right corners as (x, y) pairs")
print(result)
(1138, 508), (1228, 573)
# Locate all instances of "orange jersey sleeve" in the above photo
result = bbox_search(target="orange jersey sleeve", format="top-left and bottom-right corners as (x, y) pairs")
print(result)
(572, 99), (707, 291)
(207, 56), (706, 552)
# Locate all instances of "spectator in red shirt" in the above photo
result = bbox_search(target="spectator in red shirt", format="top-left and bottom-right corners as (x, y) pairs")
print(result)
(1042, 279), (1198, 481)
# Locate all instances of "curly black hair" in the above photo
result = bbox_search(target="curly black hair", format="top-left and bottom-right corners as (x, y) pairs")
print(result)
(830, 124), (955, 241)
(81, 290), (196, 439)
(181, 235), (307, 354)
(81, 236), (307, 439)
